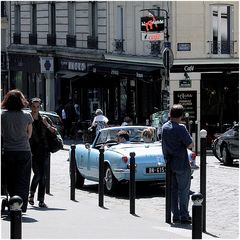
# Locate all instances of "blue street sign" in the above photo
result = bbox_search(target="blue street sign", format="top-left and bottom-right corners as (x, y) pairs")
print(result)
(164, 42), (171, 48)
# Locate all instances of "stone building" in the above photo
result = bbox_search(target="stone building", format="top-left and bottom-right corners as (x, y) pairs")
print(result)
(2, 1), (239, 147)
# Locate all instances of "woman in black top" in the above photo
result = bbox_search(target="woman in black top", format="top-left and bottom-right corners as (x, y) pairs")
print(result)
(28, 98), (56, 208)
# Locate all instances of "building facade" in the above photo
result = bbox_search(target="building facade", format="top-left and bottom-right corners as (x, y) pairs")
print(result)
(1, 1), (239, 148)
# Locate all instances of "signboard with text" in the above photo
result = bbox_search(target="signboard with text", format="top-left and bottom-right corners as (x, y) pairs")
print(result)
(141, 16), (164, 32)
(141, 32), (164, 41)
(173, 91), (197, 122)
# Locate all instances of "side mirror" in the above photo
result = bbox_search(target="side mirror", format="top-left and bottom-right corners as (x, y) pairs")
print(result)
(85, 143), (90, 149)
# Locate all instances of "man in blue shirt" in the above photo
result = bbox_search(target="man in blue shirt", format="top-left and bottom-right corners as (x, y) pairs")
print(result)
(162, 104), (193, 224)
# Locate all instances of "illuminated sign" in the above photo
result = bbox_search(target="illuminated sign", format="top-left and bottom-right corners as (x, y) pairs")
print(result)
(141, 32), (164, 41)
(141, 16), (164, 32)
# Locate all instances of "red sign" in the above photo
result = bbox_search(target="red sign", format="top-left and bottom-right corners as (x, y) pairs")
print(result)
(141, 16), (164, 32)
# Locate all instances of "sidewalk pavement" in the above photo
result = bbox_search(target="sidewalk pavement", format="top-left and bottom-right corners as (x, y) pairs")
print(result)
(1, 140), (214, 239)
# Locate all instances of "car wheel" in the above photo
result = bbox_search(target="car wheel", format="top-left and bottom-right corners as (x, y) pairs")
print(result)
(104, 165), (117, 194)
(75, 165), (85, 189)
(222, 144), (233, 166)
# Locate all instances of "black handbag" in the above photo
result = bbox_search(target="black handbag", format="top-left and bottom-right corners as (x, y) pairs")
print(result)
(47, 131), (64, 153)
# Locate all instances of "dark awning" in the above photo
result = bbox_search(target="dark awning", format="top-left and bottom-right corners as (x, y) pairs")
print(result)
(57, 71), (87, 79)
(92, 62), (161, 78)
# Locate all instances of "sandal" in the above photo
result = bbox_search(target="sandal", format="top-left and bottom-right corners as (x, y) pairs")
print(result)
(39, 201), (48, 208)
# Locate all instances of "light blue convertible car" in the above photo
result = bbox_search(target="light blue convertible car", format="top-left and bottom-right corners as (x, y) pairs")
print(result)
(70, 126), (197, 193)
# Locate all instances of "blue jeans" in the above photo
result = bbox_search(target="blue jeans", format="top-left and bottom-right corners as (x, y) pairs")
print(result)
(171, 167), (191, 220)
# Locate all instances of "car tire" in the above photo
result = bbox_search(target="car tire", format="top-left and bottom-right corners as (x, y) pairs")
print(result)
(75, 165), (85, 189)
(104, 164), (118, 194)
(222, 144), (233, 166)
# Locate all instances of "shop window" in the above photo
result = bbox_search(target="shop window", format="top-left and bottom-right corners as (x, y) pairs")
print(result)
(209, 5), (234, 56)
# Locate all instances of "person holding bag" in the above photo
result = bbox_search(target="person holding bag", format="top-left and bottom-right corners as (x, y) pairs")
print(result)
(28, 98), (57, 208)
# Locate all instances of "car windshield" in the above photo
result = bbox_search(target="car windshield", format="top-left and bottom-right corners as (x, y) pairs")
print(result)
(95, 127), (157, 145)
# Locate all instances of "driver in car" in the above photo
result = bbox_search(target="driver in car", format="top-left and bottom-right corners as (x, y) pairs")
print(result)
(116, 130), (130, 144)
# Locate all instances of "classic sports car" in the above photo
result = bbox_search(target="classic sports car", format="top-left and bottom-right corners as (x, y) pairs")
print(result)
(212, 124), (239, 166)
(70, 126), (197, 193)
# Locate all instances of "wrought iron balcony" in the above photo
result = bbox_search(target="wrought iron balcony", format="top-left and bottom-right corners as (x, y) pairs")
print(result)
(29, 33), (37, 45)
(47, 34), (56, 46)
(114, 39), (124, 52)
(66, 35), (76, 47)
(13, 33), (21, 44)
(207, 40), (236, 55)
(87, 36), (98, 49)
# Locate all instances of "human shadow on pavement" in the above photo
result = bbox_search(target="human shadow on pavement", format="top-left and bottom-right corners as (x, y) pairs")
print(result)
(28, 206), (67, 212)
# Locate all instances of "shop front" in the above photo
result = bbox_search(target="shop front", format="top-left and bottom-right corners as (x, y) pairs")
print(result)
(91, 62), (162, 125)
(170, 59), (239, 149)
(8, 53), (45, 103)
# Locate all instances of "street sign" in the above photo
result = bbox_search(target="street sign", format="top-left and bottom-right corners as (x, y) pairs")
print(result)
(162, 47), (174, 69)
(40, 57), (54, 73)
(164, 42), (171, 48)
(141, 32), (164, 41)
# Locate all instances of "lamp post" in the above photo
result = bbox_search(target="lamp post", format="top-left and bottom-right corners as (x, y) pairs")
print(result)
(140, 8), (173, 111)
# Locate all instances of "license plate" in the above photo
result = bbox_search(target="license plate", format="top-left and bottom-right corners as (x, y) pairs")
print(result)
(146, 167), (166, 174)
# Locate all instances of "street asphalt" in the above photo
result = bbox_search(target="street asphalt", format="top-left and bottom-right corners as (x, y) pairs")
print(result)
(1, 139), (215, 239)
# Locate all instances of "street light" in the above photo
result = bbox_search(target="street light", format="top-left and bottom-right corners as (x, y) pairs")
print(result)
(140, 8), (173, 111)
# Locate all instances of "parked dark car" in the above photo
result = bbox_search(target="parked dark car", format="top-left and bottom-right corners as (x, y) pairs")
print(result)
(212, 124), (239, 166)
(22, 108), (64, 137)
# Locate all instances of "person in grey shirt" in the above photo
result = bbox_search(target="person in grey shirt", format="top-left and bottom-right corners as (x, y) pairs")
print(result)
(1, 89), (33, 213)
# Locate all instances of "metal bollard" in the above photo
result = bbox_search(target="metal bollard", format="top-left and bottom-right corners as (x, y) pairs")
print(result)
(192, 193), (203, 239)
(9, 196), (22, 239)
(129, 152), (136, 215)
(98, 146), (104, 207)
(70, 144), (76, 201)
(195, 121), (198, 155)
(165, 161), (172, 223)
(200, 129), (207, 232)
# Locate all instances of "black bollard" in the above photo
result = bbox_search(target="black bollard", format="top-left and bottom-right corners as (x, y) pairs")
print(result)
(98, 146), (104, 207)
(129, 152), (136, 215)
(200, 129), (207, 233)
(165, 161), (171, 223)
(46, 154), (50, 194)
(9, 196), (22, 239)
(70, 144), (76, 201)
(192, 193), (203, 239)
(195, 121), (198, 155)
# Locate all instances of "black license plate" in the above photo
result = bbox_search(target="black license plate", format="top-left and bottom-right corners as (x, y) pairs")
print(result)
(146, 167), (166, 174)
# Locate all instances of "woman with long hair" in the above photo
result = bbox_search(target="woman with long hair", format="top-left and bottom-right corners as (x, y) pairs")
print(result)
(1, 89), (33, 212)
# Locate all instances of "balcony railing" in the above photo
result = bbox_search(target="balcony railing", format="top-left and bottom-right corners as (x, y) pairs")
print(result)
(29, 33), (37, 45)
(13, 33), (21, 44)
(208, 41), (236, 55)
(66, 35), (76, 47)
(114, 39), (124, 52)
(87, 36), (98, 49)
(47, 34), (56, 46)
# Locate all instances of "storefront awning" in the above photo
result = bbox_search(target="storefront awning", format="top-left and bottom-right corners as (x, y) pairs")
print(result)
(57, 71), (87, 79)
(92, 62), (161, 78)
